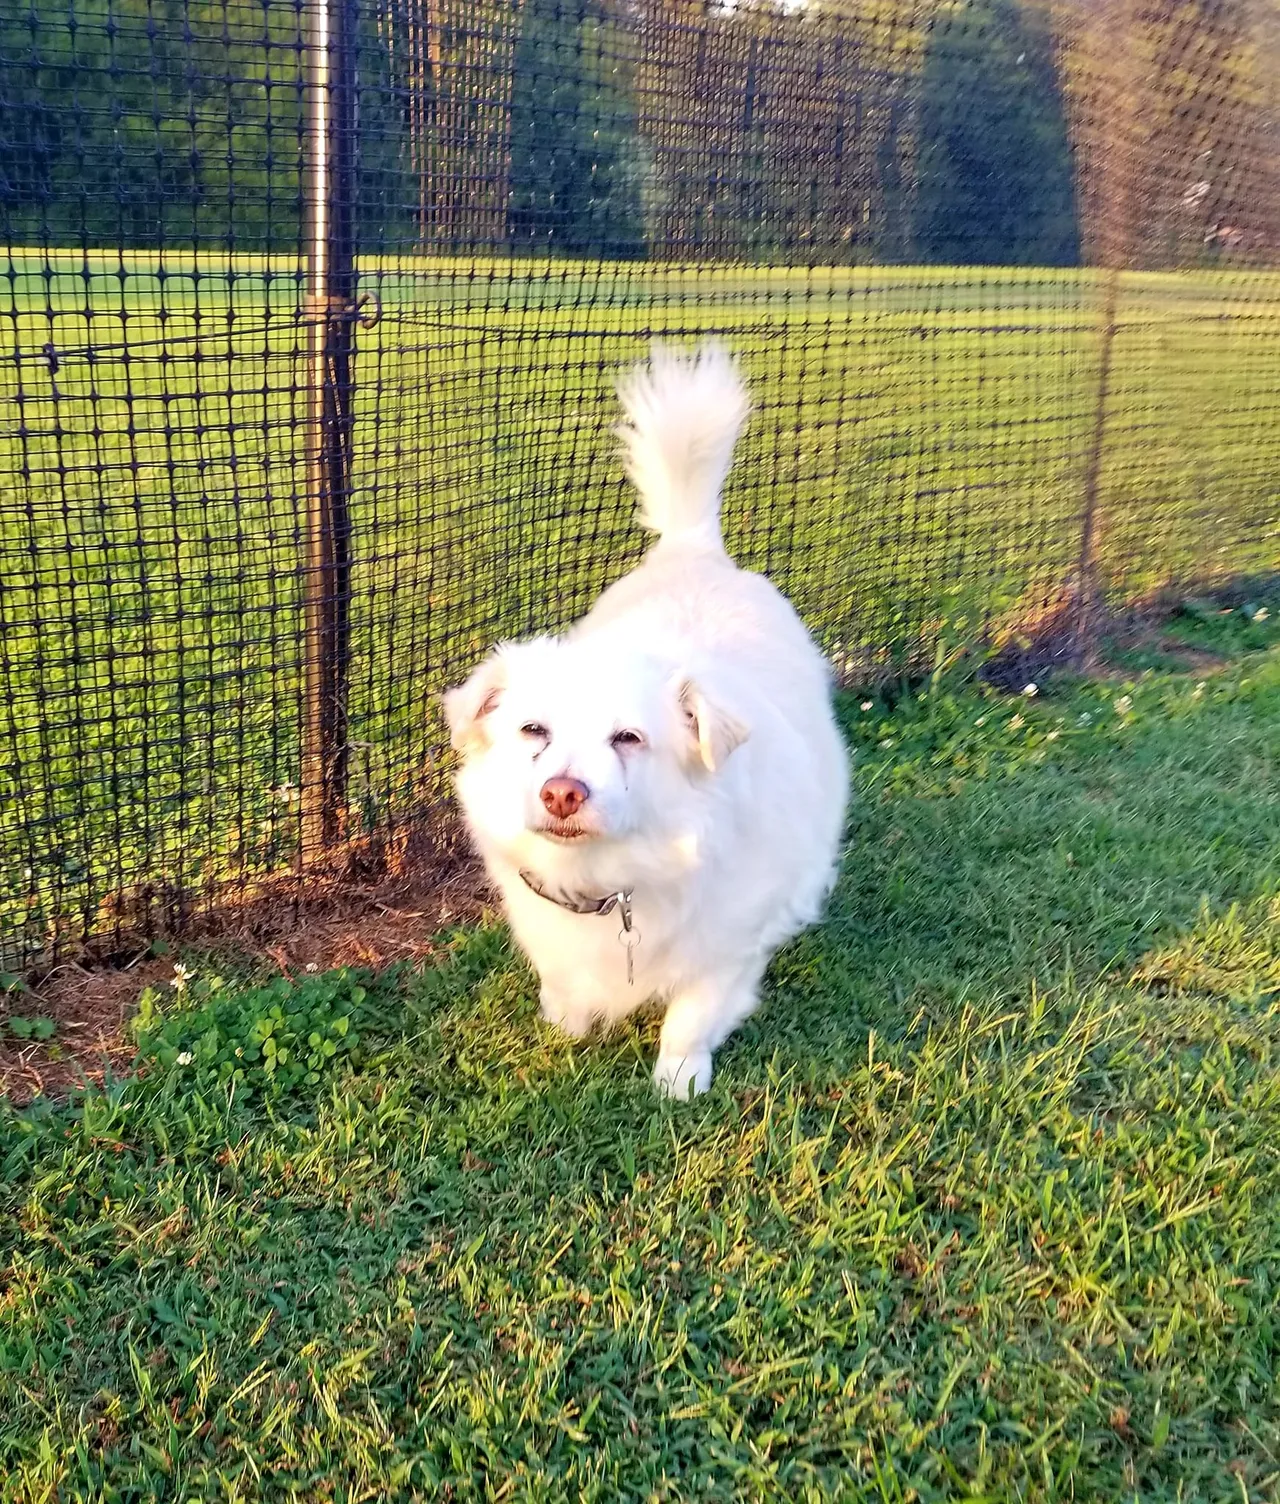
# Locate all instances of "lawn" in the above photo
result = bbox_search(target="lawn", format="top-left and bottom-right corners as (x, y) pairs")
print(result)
(2, 605), (1279, 1500)
(3, 255), (1280, 964)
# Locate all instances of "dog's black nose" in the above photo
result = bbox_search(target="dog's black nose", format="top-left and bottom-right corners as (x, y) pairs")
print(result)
(541, 777), (589, 820)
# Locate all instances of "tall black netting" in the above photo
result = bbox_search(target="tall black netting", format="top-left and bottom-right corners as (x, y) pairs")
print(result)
(2, 0), (1278, 966)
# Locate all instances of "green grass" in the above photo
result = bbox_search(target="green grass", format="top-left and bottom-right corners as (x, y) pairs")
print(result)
(3, 255), (1280, 962)
(3, 623), (1280, 1500)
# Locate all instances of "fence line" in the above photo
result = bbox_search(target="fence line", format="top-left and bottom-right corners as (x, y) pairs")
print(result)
(1, 0), (1279, 968)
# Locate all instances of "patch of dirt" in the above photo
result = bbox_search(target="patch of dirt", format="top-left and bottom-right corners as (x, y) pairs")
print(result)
(0, 955), (175, 1106)
(980, 581), (1255, 691)
(1095, 619), (1228, 677)
(1, 844), (490, 1106)
(980, 588), (1090, 692)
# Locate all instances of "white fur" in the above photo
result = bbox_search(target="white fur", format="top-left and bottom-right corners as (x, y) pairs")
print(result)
(444, 342), (849, 1097)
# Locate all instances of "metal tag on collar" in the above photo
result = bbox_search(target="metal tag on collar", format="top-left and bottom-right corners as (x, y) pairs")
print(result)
(614, 892), (638, 985)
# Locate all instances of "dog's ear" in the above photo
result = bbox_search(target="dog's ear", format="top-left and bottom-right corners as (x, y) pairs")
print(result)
(444, 653), (507, 755)
(677, 678), (749, 773)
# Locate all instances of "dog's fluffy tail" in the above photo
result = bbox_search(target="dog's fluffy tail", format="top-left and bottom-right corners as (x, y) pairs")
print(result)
(616, 341), (749, 552)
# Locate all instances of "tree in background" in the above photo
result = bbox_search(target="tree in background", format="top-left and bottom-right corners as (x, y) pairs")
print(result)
(1051, 0), (1280, 271)
(0, 0), (414, 252)
(507, 0), (645, 256)
(396, 0), (524, 247)
(14, 0), (1277, 268)
(913, 0), (1079, 265)
(0, 0), (308, 250)
(1127, 0), (1280, 266)
(631, 0), (923, 264)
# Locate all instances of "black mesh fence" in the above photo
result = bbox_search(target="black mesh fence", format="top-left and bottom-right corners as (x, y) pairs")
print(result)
(2, 0), (1279, 967)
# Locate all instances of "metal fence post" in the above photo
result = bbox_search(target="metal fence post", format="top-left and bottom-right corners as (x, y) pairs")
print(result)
(1072, 0), (1139, 668)
(1074, 265), (1119, 666)
(301, 0), (359, 858)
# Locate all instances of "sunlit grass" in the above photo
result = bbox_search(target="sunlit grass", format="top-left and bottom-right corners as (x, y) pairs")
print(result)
(2, 620), (1279, 1498)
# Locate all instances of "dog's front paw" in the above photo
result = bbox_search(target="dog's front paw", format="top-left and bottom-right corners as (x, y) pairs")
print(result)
(653, 1048), (713, 1100)
(538, 988), (595, 1039)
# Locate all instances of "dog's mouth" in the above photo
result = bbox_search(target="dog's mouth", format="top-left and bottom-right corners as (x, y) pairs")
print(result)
(536, 819), (598, 843)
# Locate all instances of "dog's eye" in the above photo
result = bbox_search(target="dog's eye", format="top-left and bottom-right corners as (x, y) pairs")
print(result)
(520, 722), (549, 741)
(611, 729), (645, 749)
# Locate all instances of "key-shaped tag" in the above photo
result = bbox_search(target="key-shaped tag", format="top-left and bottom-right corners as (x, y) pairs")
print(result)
(616, 892), (639, 986)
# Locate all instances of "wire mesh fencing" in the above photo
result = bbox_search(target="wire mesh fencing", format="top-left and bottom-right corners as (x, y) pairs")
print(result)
(2, 0), (1279, 968)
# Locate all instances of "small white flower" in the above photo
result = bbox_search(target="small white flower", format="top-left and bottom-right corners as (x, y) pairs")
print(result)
(1114, 695), (1133, 715)
(171, 962), (192, 993)
(176, 1050), (194, 1066)
(1007, 714), (1025, 731)
(1022, 683), (1038, 698)
(975, 715), (987, 727)
(1078, 711), (1092, 725)
(1255, 607), (1270, 622)
(861, 701), (873, 712)
(1046, 730), (1060, 742)
(305, 962), (318, 973)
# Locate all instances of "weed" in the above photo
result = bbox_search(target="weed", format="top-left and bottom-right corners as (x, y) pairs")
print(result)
(131, 965), (373, 1100)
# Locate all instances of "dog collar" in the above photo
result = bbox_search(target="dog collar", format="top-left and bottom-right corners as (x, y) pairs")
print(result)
(518, 870), (641, 986)
(518, 868), (632, 922)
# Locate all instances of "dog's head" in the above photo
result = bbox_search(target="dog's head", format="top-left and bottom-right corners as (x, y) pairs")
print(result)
(443, 635), (749, 853)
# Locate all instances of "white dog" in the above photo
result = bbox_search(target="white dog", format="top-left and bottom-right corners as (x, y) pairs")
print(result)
(444, 343), (849, 1096)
